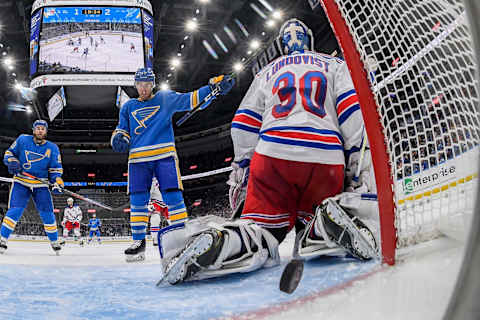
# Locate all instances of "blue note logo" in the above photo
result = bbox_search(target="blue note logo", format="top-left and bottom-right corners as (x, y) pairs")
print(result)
(23, 149), (51, 170)
(131, 106), (160, 135)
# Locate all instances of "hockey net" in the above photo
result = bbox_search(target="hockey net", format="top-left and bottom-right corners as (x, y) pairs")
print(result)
(321, 0), (480, 264)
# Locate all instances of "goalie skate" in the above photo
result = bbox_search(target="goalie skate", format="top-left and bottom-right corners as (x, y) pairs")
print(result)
(161, 230), (224, 285)
(0, 237), (7, 254)
(125, 239), (146, 262)
(317, 198), (378, 260)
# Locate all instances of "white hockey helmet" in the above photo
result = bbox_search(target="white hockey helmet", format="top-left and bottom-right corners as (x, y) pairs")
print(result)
(67, 197), (74, 204)
(92, 213), (96, 218)
(277, 18), (314, 55)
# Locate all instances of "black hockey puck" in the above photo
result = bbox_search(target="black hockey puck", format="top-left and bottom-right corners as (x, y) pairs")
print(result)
(279, 259), (304, 294)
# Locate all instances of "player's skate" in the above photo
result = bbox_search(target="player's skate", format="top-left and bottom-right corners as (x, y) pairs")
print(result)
(51, 241), (62, 256)
(316, 198), (378, 260)
(59, 239), (66, 246)
(0, 237), (7, 254)
(124, 239), (146, 262)
(163, 229), (224, 285)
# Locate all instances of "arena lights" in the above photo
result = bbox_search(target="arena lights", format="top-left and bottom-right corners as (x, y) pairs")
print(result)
(170, 57), (181, 68)
(272, 10), (283, 20)
(26, 107), (32, 114)
(198, 0), (210, 3)
(233, 62), (244, 72)
(266, 19), (276, 28)
(249, 39), (260, 49)
(3, 57), (13, 67)
(14, 82), (23, 91)
(186, 19), (198, 32)
(160, 82), (170, 91)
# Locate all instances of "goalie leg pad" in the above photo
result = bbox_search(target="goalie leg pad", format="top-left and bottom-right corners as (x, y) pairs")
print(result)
(316, 198), (378, 260)
(162, 219), (280, 284)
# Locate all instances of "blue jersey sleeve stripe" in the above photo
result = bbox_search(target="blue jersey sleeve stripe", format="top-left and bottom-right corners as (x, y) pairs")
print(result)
(235, 109), (263, 121)
(336, 89), (356, 105)
(338, 104), (360, 125)
(231, 123), (260, 134)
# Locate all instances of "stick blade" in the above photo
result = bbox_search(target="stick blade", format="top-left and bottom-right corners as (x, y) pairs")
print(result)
(279, 259), (304, 294)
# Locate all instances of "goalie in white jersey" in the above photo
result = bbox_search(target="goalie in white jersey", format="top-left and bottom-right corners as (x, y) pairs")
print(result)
(158, 19), (378, 285)
(60, 197), (83, 245)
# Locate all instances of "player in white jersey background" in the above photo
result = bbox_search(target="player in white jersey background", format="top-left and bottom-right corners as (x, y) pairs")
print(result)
(60, 197), (83, 245)
(148, 177), (169, 246)
(158, 19), (377, 285)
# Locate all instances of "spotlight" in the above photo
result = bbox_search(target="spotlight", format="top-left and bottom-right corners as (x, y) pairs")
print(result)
(170, 57), (181, 68)
(233, 62), (244, 72)
(272, 10), (283, 20)
(160, 82), (170, 91)
(3, 57), (13, 66)
(266, 20), (276, 28)
(249, 39), (260, 50)
(186, 19), (198, 32)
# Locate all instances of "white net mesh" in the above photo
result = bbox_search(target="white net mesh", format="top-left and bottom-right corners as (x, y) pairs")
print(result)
(329, 0), (480, 249)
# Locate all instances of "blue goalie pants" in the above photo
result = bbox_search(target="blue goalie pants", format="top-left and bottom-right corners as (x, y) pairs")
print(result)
(1, 182), (58, 242)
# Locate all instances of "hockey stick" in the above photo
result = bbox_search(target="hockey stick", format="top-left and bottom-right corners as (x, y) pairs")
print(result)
(279, 229), (305, 294)
(176, 85), (222, 126)
(21, 172), (113, 211)
(176, 45), (267, 127)
(0, 176), (13, 183)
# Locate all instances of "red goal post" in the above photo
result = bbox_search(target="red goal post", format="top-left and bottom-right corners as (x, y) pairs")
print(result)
(321, 0), (480, 265)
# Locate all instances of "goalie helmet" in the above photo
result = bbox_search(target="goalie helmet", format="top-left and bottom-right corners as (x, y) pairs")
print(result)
(32, 119), (48, 131)
(134, 67), (155, 86)
(277, 19), (314, 55)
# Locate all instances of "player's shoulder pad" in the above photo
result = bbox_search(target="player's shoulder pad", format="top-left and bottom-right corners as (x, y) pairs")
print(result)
(45, 140), (60, 150)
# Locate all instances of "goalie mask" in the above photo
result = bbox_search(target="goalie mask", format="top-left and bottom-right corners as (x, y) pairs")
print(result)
(277, 19), (314, 55)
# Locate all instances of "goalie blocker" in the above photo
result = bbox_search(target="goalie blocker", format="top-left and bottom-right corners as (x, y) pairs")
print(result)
(157, 195), (378, 285)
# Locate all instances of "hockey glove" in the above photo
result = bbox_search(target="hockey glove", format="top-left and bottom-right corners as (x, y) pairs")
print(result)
(209, 75), (235, 96)
(6, 158), (22, 175)
(51, 177), (64, 194)
(227, 159), (250, 219)
(111, 130), (130, 153)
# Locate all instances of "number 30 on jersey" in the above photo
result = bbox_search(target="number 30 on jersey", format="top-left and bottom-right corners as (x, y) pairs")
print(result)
(272, 71), (327, 119)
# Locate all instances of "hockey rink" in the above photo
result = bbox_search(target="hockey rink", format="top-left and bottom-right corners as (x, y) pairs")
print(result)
(39, 33), (143, 73)
(0, 231), (465, 320)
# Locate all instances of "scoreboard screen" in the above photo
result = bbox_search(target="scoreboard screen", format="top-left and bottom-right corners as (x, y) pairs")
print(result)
(30, 5), (154, 77)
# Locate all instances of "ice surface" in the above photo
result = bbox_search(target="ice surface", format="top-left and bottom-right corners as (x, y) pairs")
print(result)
(0, 232), (465, 320)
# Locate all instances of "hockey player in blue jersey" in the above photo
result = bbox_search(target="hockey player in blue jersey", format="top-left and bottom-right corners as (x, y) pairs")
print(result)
(88, 213), (101, 244)
(111, 67), (234, 262)
(0, 120), (64, 255)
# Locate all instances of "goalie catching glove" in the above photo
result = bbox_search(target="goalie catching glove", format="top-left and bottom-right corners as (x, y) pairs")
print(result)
(158, 216), (279, 285)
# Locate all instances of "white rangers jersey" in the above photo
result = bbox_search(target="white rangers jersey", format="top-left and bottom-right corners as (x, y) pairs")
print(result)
(149, 177), (163, 204)
(63, 205), (82, 223)
(231, 51), (364, 165)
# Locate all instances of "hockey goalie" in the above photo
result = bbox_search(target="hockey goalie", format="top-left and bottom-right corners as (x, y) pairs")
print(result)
(157, 19), (379, 285)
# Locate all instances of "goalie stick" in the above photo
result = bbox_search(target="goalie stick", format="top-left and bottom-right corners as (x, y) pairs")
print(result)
(279, 229), (304, 294)
(21, 172), (113, 211)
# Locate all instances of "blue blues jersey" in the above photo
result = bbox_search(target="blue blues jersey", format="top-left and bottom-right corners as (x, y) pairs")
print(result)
(113, 86), (212, 164)
(88, 218), (101, 231)
(3, 134), (63, 187)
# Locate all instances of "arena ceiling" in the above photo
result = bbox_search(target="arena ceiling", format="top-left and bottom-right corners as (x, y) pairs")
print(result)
(0, 0), (338, 144)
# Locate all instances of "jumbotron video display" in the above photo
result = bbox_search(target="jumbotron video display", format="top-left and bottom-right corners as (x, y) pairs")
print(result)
(33, 6), (146, 75)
